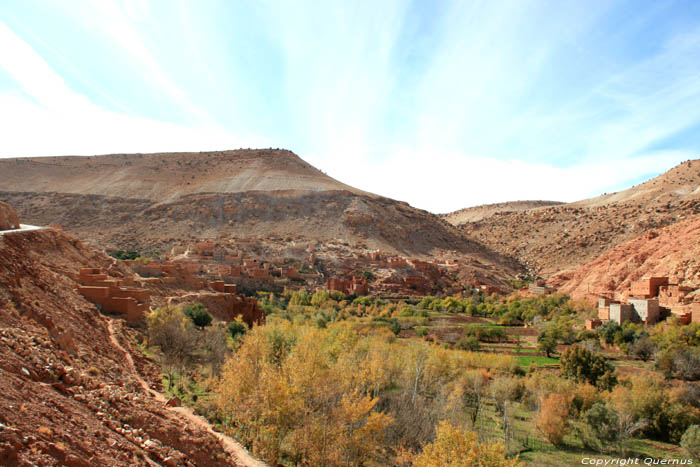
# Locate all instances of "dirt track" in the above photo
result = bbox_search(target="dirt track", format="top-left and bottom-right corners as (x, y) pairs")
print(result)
(107, 319), (266, 467)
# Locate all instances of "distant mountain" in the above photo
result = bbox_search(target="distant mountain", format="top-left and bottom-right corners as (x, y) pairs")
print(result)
(446, 159), (700, 278)
(0, 149), (521, 285)
(0, 149), (367, 202)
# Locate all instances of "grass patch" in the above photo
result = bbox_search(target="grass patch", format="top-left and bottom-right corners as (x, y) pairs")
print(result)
(516, 355), (559, 367)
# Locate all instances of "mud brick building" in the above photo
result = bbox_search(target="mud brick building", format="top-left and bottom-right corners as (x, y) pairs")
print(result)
(77, 268), (150, 322)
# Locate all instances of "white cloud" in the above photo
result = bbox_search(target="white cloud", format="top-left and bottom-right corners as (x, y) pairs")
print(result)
(0, 22), (267, 157)
(319, 145), (693, 213)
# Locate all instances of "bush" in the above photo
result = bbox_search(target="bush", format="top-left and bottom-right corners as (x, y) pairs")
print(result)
(182, 303), (213, 328)
(416, 326), (428, 337)
(583, 402), (620, 449)
(389, 318), (401, 336)
(228, 321), (247, 340)
(414, 421), (521, 467)
(537, 393), (571, 446)
(560, 346), (617, 390)
(629, 335), (656, 361)
(681, 425), (700, 460)
(455, 336), (480, 351)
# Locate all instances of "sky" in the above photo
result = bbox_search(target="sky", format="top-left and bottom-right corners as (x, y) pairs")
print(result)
(1, 0), (700, 213)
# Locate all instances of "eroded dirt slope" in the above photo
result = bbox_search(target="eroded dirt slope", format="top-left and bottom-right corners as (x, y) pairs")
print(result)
(549, 214), (700, 302)
(0, 228), (252, 466)
(452, 160), (700, 277)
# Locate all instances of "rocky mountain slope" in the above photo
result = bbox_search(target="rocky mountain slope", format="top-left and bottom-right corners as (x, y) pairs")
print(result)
(0, 149), (366, 202)
(441, 200), (563, 224)
(549, 214), (700, 302)
(0, 227), (250, 466)
(448, 160), (700, 277)
(0, 150), (521, 283)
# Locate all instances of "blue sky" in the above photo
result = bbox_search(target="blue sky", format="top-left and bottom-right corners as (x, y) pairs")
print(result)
(1, 0), (700, 212)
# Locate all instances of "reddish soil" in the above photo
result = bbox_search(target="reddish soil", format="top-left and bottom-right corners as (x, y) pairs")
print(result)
(549, 214), (700, 301)
(0, 227), (258, 466)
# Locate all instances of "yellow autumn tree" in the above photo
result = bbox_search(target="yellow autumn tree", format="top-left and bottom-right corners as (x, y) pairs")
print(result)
(414, 421), (522, 467)
(537, 392), (572, 445)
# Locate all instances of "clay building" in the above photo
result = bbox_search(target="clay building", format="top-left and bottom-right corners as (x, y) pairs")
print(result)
(630, 277), (669, 299)
(628, 298), (661, 325)
(326, 276), (369, 296)
(585, 318), (602, 330)
(609, 303), (635, 325)
(77, 267), (150, 322)
(659, 284), (694, 307)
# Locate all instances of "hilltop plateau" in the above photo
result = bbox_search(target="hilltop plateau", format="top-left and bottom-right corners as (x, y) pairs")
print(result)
(447, 160), (700, 277)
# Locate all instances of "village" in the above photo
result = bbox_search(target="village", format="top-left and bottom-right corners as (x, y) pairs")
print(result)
(587, 276), (700, 329)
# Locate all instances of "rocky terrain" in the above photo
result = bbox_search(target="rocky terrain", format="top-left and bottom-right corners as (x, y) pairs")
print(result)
(0, 149), (522, 286)
(441, 200), (563, 224)
(0, 201), (20, 231)
(449, 160), (700, 277)
(0, 226), (255, 466)
(0, 149), (366, 202)
(549, 214), (700, 302)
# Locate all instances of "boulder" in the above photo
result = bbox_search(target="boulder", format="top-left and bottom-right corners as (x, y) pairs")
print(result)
(165, 397), (181, 408)
(0, 201), (20, 231)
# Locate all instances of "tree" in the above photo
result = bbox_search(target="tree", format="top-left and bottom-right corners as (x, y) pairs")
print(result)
(629, 335), (656, 362)
(537, 393), (571, 446)
(537, 336), (557, 358)
(227, 320), (247, 340)
(560, 345), (617, 390)
(182, 303), (213, 328)
(413, 421), (522, 467)
(147, 306), (199, 390)
(583, 402), (620, 450)
(681, 425), (700, 461)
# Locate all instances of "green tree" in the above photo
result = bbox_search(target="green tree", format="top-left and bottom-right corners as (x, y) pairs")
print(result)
(227, 320), (247, 340)
(537, 336), (557, 358)
(182, 303), (213, 328)
(583, 402), (620, 450)
(560, 346), (617, 390)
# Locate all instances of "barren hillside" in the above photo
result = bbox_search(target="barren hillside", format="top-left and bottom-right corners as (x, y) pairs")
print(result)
(0, 149), (367, 202)
(441, 200), (563, 224)
(549, 214), (700, 302)
(0, 227), (248, 465)
(451, 160), (700, 277)
(0, 150), (522, 284)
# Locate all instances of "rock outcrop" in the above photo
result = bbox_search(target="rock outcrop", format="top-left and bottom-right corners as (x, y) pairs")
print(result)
(0, 201), (20, 230)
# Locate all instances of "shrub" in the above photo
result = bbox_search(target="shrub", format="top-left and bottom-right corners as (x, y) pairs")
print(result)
(537, 393), (571, 446)
(560, 346), (617, 390)
(414, 421), (522, 467)
(583, 402), (620, 449)
(455, 336), (480, 351)
(182, 303), (213, 328)
(416, 326), (428, 337)
(389, 318), (401, 336)
(681, 425), (700, 460)
(228, 321), (247, 340)
(629, 335), (656, 361)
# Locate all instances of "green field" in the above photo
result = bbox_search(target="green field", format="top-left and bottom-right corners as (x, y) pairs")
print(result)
(516, 355), (560, 367)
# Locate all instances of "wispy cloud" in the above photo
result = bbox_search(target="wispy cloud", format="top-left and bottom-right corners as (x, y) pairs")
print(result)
(0, 0), (699, 212)
(0, 21), (266, 156)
